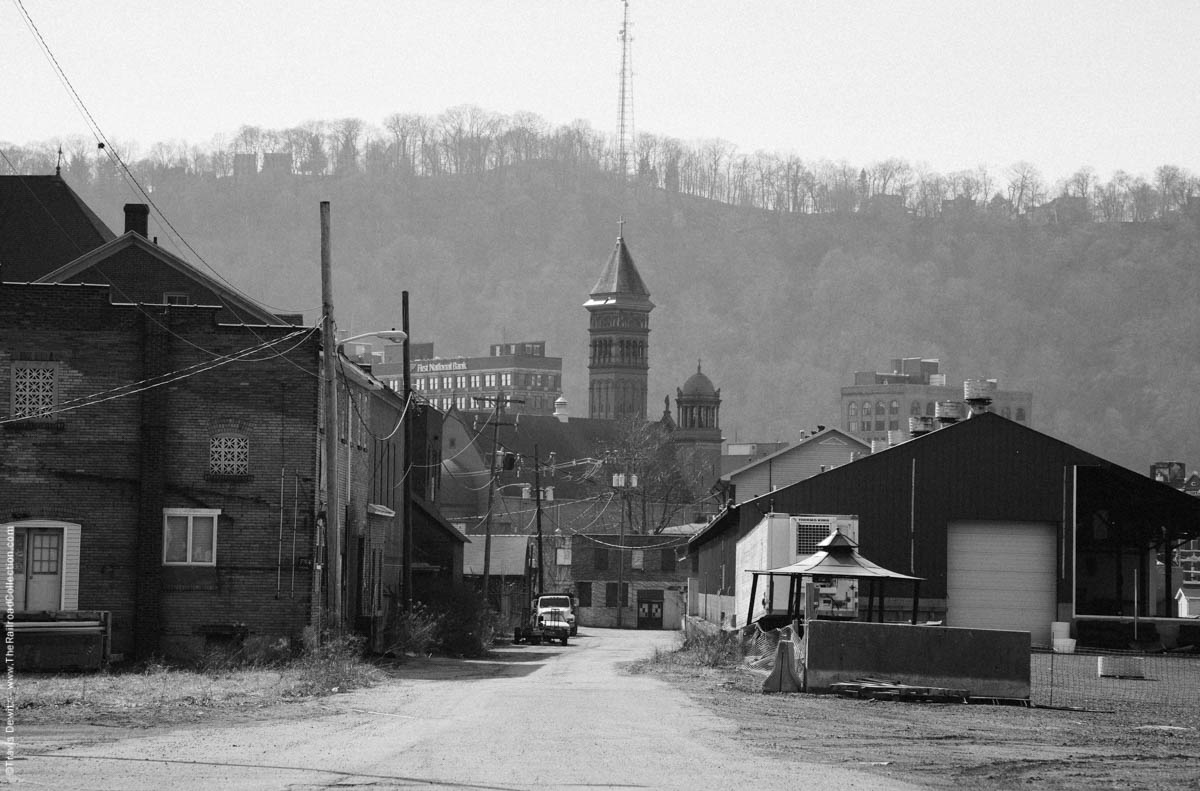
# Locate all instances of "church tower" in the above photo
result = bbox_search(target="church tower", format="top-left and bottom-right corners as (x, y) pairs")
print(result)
(585, 225), (653, 420)
(673, 361), (723, 489)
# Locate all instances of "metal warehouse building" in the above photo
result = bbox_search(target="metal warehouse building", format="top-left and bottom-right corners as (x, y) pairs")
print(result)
(687, 412), (1200, 646)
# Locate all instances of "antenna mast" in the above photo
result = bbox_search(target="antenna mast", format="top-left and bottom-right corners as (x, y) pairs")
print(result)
(616, 0), (635, 178)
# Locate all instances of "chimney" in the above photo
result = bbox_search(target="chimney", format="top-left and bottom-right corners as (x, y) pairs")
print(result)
(553, 395), (569, 423)
(124, 204), (149, 237)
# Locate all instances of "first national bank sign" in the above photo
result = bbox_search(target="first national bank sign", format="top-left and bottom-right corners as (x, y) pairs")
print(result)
(415, 359), (468, 373)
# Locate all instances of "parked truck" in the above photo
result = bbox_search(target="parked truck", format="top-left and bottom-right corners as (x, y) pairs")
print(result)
(513, 595), (572, 646)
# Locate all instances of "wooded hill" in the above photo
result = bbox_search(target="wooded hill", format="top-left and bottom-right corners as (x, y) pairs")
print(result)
(7, 118), (1195, 474)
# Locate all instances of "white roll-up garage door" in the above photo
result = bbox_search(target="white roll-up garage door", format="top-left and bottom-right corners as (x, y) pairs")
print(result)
(946, 521), (1057, 645)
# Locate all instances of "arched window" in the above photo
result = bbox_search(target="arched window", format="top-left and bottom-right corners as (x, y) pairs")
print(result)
(848, 402), (858, 418)
(926, 401), (935, 416)
(862, 401), (872, 416)
(910, 400), (922, 415)
(889, 400), (899, 415)
(876, 401), (886, 416)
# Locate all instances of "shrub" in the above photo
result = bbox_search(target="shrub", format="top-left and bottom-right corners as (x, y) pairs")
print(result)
(285, 627), (381, 697)
(431, 588), (497, 658)
(386, 603), (444, 656)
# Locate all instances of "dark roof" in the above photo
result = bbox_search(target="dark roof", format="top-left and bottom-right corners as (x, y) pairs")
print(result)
(680, 362), (717, 397)
(589, 235), (651, 298)
(413, 496), (469, 544)
(34, 231), (285, 325)
(0, 175), (115, 282)
(455, 411), (624, 499)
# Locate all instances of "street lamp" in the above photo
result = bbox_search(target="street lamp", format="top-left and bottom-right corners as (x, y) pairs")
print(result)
(324, 328), (407, 630)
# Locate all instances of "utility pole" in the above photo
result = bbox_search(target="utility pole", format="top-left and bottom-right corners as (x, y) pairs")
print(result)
(473, 395), (524, 606)
(534, 444), (544, 598)
(320, 201), (341, 630)
(401, 291), (413, 612)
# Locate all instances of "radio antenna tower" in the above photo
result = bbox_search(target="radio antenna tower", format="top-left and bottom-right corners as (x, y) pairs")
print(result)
(615, 0), (635, 178)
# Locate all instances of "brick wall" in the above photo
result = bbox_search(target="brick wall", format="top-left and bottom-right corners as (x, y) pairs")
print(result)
(1, 283), (322, 659)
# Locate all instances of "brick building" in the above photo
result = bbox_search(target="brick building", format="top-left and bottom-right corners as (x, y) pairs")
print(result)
(571, 533), (690, 629)
(0, 175), (458, 660)
(1, 282), (324, 658)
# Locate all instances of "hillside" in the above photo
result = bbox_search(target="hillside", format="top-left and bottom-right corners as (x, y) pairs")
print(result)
(73, 164), (1200, 472)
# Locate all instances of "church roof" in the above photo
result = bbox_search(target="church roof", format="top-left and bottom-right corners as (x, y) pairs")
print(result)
(680, 362), (718, 398)
(588, 235), (651, 300)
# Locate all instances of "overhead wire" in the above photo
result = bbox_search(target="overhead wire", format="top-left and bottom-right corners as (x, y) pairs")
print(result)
(1, 326), (315, 425)
(11, 1), (319, 380)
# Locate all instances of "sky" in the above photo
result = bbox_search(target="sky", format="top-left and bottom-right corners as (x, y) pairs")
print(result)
(5, 1), (1200, 184)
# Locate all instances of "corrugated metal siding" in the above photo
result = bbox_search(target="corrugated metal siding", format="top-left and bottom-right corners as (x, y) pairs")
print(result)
(693, 415), (1103, 601)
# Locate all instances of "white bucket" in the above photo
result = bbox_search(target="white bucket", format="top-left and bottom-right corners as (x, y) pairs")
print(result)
(1051, 621), (1070, 639)
(1053, 638), (1076, 654)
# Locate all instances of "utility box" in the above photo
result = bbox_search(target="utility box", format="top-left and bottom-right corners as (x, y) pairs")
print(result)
(735, 514), (858, 627)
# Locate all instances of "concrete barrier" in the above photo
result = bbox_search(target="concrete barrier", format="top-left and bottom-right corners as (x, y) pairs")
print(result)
(802, 620), (1030, 699)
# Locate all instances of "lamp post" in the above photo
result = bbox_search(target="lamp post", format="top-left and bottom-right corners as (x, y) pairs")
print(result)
(324, 326), (406, 631)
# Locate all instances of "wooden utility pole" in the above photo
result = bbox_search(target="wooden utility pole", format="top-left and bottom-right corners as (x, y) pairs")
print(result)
(401, 291), (413, 611)
(534, 444), (544, 598)
(320, 201), (342, 629)
(473, 395), (523, 605)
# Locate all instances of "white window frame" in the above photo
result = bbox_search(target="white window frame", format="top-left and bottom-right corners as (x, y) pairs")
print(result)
(162, 508), (220, 566)
(163, 292), (190, 305)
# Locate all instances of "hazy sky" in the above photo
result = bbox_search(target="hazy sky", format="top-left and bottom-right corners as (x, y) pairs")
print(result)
(5, 1), (1199, 184)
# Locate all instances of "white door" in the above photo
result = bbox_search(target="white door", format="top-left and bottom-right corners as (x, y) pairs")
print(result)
(16, 528), (63, 610)
(946, 521), (1057, 645)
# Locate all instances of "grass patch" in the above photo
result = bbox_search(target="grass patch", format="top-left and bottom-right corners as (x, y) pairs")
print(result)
(16, 635), (384, 726)
(628, 630), (747, 674)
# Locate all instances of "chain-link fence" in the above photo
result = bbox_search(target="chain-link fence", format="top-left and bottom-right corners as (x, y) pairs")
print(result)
(1032, 645), (1200, 713)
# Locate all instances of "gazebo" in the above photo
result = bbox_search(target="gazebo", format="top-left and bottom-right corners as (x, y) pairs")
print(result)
(745, 529), (924, 627)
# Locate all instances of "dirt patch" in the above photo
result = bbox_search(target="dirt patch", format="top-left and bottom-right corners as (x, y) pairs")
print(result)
(640, 664), (1200, 790)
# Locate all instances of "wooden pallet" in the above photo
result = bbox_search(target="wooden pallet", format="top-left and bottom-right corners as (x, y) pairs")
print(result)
(831, 677), (969, 703)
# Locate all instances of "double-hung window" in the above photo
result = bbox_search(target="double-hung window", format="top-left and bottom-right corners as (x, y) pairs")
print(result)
(163, 509), (219, 565)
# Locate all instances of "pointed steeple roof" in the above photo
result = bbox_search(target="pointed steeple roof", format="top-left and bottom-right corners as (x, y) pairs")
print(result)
(589, 232), (651, 300)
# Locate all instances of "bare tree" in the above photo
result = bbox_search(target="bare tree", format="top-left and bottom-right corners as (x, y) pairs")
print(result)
(1006, 161), (1044, 216)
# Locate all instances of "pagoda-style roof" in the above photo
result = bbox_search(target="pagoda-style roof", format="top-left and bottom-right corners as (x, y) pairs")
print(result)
(750, 528), (922, 581)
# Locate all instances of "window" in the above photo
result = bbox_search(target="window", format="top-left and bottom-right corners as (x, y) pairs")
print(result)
(926, 401), (935, 416)
(861, 401), (872, 417)
(484, 374), (497, 387)
(604, 582), (629, 607)
(11, 361), (58, 418)
(1002, 407), (1011, 418)
(164, 292), (190, 305)
(848, 403), (858, 418)
(576, 583), (592, 607)
(848, 421), (858, 432)
(556, 548), (572, 566)
(594, 548), (609, 570)
(209, 434), (249, 476)
(163, 509), (219, 565)
(910, 401), (922, 415)
(631, 549), (644, 570)
(500, 373), (512, 387)
(1016, 407), (1026, 422)
(470, 374), (481, 388)
(661, 548), (676, 572)
(889, 400), (899, 415)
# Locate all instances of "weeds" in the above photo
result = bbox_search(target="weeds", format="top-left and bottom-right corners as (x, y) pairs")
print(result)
(635, 630), (746, 671)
